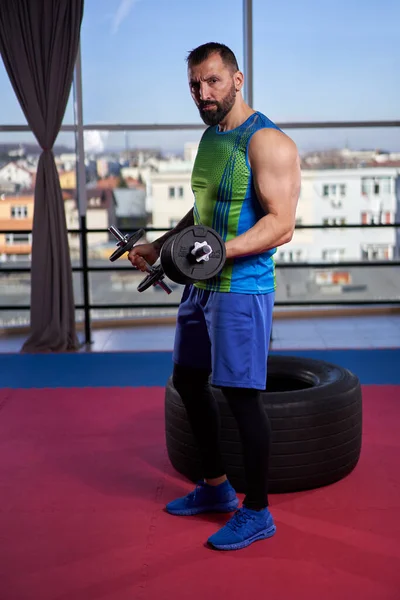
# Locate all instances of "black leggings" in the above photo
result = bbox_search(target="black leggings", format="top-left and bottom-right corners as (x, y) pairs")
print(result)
(172, 363), (272, 510)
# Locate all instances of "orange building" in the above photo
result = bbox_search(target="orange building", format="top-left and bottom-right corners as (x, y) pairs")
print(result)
(0, 194), (34, 262)
(0, 190), (75, 262)
(58, 170), (77, 190)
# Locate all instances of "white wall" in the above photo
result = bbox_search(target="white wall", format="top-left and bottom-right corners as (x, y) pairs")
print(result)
(65, 199), (109, 252)
(0, 163), (33, 189)
(146, 169), (193, 242)
(184, 142), (199, 163)
(277, 167), (399, 262)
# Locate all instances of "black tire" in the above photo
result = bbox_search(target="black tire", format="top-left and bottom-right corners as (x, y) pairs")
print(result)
(164, 355), (362, 494)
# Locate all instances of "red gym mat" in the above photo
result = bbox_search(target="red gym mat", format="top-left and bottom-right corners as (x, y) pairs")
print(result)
(0, 385), (399, 600)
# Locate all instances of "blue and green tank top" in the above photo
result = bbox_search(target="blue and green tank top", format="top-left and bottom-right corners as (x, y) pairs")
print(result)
(191, 111), (281, 294)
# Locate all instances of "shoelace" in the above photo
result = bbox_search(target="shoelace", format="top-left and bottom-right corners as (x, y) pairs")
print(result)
(187, 481), (207, 503)
(227, 509), (255, 531)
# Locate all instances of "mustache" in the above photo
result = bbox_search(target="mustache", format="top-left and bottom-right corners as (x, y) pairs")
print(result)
(199, 101), (218, 109)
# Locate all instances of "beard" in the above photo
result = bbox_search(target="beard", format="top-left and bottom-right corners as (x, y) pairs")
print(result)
(198, 83), (236, 126)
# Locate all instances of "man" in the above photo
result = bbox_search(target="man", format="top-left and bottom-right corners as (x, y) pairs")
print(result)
(128, 42), (301, 551)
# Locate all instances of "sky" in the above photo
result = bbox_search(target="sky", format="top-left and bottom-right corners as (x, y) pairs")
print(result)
(1, 0), (399, 154)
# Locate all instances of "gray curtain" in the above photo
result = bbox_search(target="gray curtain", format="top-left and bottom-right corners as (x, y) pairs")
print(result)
(0, 0), (84, 352)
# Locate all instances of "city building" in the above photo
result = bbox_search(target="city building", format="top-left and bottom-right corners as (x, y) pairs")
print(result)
(0, 161), (34, 191)
(0, 194), (34, 262)
(146, 159), (194, 243)
(280, 166), (400, 263)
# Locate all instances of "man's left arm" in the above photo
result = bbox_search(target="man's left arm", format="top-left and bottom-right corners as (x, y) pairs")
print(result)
(225, 128), (301, 259)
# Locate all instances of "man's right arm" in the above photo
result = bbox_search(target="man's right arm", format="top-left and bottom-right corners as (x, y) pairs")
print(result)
(152, 208), (194, 253)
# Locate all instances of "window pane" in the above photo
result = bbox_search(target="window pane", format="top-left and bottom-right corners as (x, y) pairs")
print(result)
(76, 127), (400, 268)
(253, 0), (399, 123)
(0, 60), (27, 125)
(79, 129), (400, 318)
(1, 121), (399, 328)
(273, 127), (399, 267)
(80, 0), (243, 124)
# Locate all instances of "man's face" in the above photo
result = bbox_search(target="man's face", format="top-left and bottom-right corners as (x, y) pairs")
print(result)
(188, 53), (238, 126)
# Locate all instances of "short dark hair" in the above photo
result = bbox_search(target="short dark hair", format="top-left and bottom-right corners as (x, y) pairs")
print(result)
(186, 42), (239, 73)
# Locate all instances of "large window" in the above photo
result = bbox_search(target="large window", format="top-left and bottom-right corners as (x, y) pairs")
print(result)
(80, 0), (243, 126)
(0, 61), (27, 126)
(0, 1), (399, 332)
(253, 0), (399, 152)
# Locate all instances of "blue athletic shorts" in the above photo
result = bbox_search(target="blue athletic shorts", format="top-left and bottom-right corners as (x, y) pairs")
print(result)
(172, 285), (274, 390)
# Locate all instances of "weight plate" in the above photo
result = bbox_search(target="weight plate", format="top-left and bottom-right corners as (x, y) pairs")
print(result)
(160, 236), (188, 285)
(137, 265), (164, 293)
(172, 225), (226, 282)
(109, 228), (145, 262)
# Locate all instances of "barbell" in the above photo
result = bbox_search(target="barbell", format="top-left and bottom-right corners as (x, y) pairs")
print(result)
(108, 224), (226, 293)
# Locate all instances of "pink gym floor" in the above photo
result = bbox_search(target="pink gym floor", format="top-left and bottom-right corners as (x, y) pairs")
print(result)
(0, 379), (399, 600)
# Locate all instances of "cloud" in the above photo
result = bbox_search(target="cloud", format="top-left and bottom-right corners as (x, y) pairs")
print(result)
(111, 0), (140, 35)
(84, 131), (109, 154)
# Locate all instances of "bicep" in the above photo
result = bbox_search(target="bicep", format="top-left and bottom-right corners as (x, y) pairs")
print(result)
(249, 130), (301, 221)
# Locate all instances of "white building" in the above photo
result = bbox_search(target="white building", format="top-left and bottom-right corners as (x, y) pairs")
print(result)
(280, 167), (399, 263)
(146, 162), (194, 243)
(183, 142), (199, 163)
(64, 189), (115, 258)
(147, 158), (400, 262)
(0, 162), (33, 190)
(56, 153), (77, 172)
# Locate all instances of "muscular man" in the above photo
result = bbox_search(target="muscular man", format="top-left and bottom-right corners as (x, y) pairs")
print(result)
(128, 42), (300, 551)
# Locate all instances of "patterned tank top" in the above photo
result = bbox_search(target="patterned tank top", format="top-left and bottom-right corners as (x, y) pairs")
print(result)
(191, 111), (281, 293)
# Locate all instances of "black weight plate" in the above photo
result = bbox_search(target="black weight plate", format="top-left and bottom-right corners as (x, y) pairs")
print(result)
(172, 226), (226, 282)
(109, 229), (145, 262)
(160, 236), (189, 285)
(137, 266), (164, 293)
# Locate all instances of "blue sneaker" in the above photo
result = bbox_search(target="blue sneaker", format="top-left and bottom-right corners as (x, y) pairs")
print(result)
(207, 506), (276, 550)
(165, 480), (239, 516)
